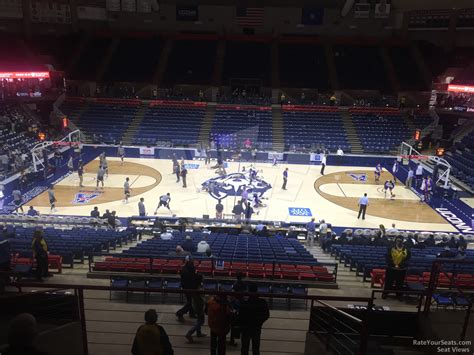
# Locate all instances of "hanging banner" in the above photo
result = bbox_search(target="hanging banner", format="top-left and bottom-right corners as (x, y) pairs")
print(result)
(106, 0), (121, 12)
(121, 0), (136, 12)
(77, 6), (107, 20)
(176, 4), (199, 21)
(0, 0), (23, 18)
(137, 0), (151, 13)
(354, 2), (370, 18)
(374, 0), (390, 18)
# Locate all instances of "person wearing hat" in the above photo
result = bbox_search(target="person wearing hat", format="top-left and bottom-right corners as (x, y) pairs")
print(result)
(382, 236), (411, 299)
(132, 309), (174, 355)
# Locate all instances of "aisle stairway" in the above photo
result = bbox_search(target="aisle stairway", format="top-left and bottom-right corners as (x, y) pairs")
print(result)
(340, 108), (363, 154)
(198, 102), (215, 145)
(121, 105), (149, 145)
(272, 105), (285, 151)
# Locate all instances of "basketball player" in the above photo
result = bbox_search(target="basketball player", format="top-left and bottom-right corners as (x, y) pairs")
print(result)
(123, 177), (131, 203)
(78, 160), (84, 187)
(383, 179), (395, 199)
(420, 176), (433, 203)
(48, 185), (56, 213)
(67, 156), (73, 173)
(392, 160), (399, 183)
(102, 155), (109, 177)
(96, 166), (106, 190)
(117, 144), (125, 165)
(12, 188), (24, 213)
(374, 164), (382, 184)
(154, 193), (171, 214)
(99, 151), (106, 165)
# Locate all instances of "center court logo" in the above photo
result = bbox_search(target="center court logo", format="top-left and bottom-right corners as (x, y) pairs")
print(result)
(72, 191), (102, 204)
(201, 172), (272, 200)
(346, 173), (367, 182)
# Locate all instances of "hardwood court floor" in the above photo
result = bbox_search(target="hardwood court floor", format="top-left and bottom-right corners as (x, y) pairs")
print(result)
(28, 158), (456, 233)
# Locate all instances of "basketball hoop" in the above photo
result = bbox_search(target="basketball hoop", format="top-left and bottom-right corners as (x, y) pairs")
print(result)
(51, 141), (82, 147)
(400, 155), (430, 160)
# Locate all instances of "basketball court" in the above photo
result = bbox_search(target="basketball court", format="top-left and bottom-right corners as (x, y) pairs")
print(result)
(26, 157), (457, 233)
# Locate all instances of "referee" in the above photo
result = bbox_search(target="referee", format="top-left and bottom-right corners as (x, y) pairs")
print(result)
(357, 193), (369, 220)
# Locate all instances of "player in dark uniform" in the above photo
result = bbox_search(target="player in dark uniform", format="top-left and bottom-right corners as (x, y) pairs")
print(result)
(383, 179), (395, 199)
(77, 160), (84, 187)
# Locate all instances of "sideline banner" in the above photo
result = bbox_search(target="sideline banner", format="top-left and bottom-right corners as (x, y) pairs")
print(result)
(310, 153), (323, 162)
(268, 152), (284, 161)
(139, 147), (155, 155)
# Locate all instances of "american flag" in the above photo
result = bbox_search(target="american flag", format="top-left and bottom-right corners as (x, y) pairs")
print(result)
(236, 7), (264, 27)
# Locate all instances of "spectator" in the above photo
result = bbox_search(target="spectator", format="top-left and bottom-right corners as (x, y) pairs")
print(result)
(138, 198), (146, 217)
(108, 211), (117, 229)
(232, 201), (244, 222)
(387, 223), (399, 234)
(31, 230), (49, 281)
(176, 258), (197, 322)
(182, 235), (195, 253)
(90, 206), (100, 218)
(185, 274), (206, 343)
(382, 237), (410, 300)
(215, 199), (224, 219)
(319, 219), (328, 238)
(102, 209), (111, 220)
(244, 202), (254, 224)
(131, 309), (174, 355)
(447, 236), (457, 249)
(207, 294), (232, 355)
(239, 283), (270, 355)
(168, 246), (190, 258)
(423, 234), (436, 247)
(306, 218), (316, 245)
(3, 313), (46, 355)
(27, 206), (39, 216)
(205, 248), (215, 260)
(197, 237), (210, 253)
(437, 246), (456, 259)
(458, 235), (467, 250)
(230, 273), (246, 346)
(0, 237), (11, 293)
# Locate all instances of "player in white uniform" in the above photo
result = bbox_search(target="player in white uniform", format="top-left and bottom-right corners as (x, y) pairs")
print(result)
(118, 145), (125, 165)
(123, 177), (131, 203)
(383, 179), (395, 199)
(374, 164), (382, 184)
(154, 193), (172, 214)
(96, 166), (106, 190)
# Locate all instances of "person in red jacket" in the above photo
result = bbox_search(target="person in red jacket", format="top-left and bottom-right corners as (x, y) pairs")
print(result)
(207, 294), (233, 355)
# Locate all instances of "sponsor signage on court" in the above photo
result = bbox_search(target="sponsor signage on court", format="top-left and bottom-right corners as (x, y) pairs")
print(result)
(347, 173), (367, 182)
(435, 207), (474, 234)
(72, 191), (102, 204)
(184, 163), (200, 169)
(288, 207), (312, 217)
(201, 172), (272, 200)
(139, 147), (155, 156)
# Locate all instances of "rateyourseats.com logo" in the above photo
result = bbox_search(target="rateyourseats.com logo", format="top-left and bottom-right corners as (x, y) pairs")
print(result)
(413, 340), (472, 353)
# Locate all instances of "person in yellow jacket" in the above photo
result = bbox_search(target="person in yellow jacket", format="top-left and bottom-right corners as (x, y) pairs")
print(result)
(31, 230), (48, 281)
(132, 309), (174, 355)
(382, 236), (411, 299)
